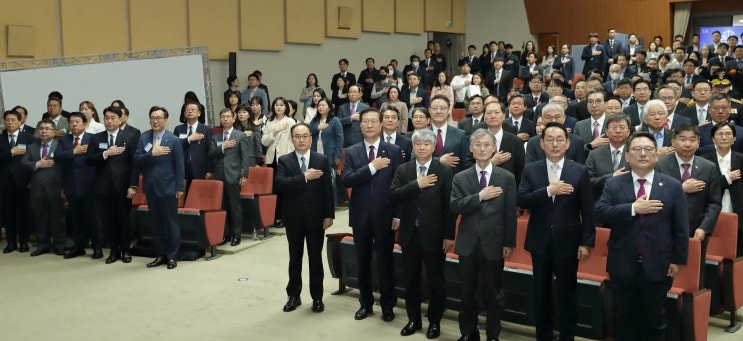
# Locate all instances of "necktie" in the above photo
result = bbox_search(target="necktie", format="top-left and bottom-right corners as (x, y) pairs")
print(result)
(612, 149), (620, 171)
(549, 163), (560, 201)
(42, 143), (48, 158)
(350, 103), (356, 115)
(494, 137), (498, 154)
(610, 40), (614, 48)
(300, 156), (307, 173)
(664, 120), (670, 130)
(188, 126), (193, 137)
(592, 121), (600, 139)
(514, 120), (519, 132)
(368, 145), (375, 162)
(419, 165), (426, 177)
(436, 128), (444, 156)
(473, 118), (479, 125)
(681, 163), (691, 183)
(686, 75), (692, 85)
(638, 105), (645, 119)
(109, 134), (114, 147)
(154, 135), (159, 148)
(73, 136), (79, 148)
(699, 108), (706, 123)
(223, 131), (229, 142)
(479, 170), (488, 189)
(9, 133), (16, 147)
(637, 178), (646, 225)
(655, 132), (663, 148)
(386, 135), (392, 144)
(534, 96), (540, 106)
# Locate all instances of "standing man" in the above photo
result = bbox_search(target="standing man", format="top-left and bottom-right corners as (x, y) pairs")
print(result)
(581, 32), (608, 77)
(450, 128), (517, 341)
(338, 84), (369, 147)
(359, 57), (379, 105)
(209, 108), (253, 245)
(135, 106), (185, 270)
(389, 129), (455, 339)
(604, 28), (624, 66)
(485, 56), (514, 102)
(429, 95), (470, 173)
(341, 108), (403, 322)
(585, 113), (631, 203)
(553, 45), (575, 87)
(450, 60), (473, 108)
(274, 123), (334, 313)
(0, 110), (33, 253)
(518, 122), (595, 341)
(242, 73), (270, 116)
(575, 89), (608, 153)
(23, 119), (65, 256)
(87, 106), (139, 264)
(173, 101), (213, 192)
(331, 58), (356, 92)
(596, 131), (689, 341)
(381, 105), (413, 162)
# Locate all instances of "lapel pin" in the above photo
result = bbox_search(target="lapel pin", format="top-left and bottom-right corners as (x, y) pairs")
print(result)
(659, 182), (663, 187)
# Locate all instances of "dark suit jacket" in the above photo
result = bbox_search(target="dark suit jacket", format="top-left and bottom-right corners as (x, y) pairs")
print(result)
(208, 129), (253, 184)
(274, 151), (335, 228)
(596, 172), (689, 281)
(331, 72), (356, 92)
(492, 131), (527, 186)
(524, 92), (549, 110)
(173, 122), (214, 179)
(519, 64), (543, 86)
(701, 150), (743, 233)
(309, 116), (344, 167)
(337, 101), (370, 147)
(680, 74), (702, 99)
(525, 134), (586, 165)
(450, 165), (517, 261)
(585, 145), (630, 201)
(20, 125), (36, 136)
(421, 58), (439, 86)
(86, 129), (139, 195)
(697, 123), (743, 155)
(552, 55), (575, 85)
(432, 125), (471, 173)
(518, 159), (595, 256)
(0, 131), (33, 189)
(54, 133), (96, 196)
(581, 44), (609, 75)
(622, 103), (647, 127)
(458, 116), (481, 138)
(603, 39), (624, 61)
(341, 140), (403, 229)
(135, 130), (185, 197)
(506, 117), (535, 137)
(22, 139), (62, 198)
(400, 86), (429, 111)
(484, 68), (513, 101)
(676, 105), (704, 126)
(389, 159), (455, 250)
(461, 55), (481, 74)
(573, 117), (607, 150)
(392, 133), (413, 163)
(656, 154), (721, 235)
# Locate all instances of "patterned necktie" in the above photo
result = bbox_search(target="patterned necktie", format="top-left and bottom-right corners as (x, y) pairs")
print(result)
(612, 150), (621, 170)
(436, 128), (444, 156)
(9, 133), (16, 147)
(42, 143), (48, 158)
(300, 156), (307, 173)
(686, 75), (692, 85)
(223, 130), (229, 142)
(350, 103), (356, 115)
(592, 121), (600, 139)
(386, 135), (392, 144)
(368, 145), (375, 162)
(154, 134), (159, 148)
(699, 108), (706, 123)
(419, 165), (426, 177)
(514, 120), (520, 132)
(479, 170), (487, 189)
(73, 136), (79, 148)
(549, 163), (560, 201)
(637, 178), (646, 225)
(681, 163), (691, 182)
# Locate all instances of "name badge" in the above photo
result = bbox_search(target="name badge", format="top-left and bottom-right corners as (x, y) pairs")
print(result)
(179, 134), (188, 139)
(216, 141), (223, 147)
(144, 143), (153, 152)
(17, 143), (27, 149)
(49, 152), (54, 158)
(99, 142), (108, 149)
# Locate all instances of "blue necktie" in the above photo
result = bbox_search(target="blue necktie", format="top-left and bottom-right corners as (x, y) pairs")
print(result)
(300, 156), (307, 173)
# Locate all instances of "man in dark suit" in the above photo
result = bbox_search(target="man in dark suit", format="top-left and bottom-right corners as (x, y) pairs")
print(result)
(54, 112), (100, 259)
(209, 109), (253, 245)
(656, 123), (721, 286)
(596, 131), (689, 341)
(401, 73), (429, 131)
(274, 123), (334, 313)
(677, 80), (712, 126)
(450, 128), (517, 341)
(725, 45), (743, 92)
(341, 108), (404, 322)
(506, 94), (535, 142)
(655, 85), (693, 129)
(518, 122), (595, 341)
(581, 32), (608, 76)
(389, 128), (455, 339)
(173, 102), (213, 192)
(574, 89), (608, 153)
(458, 95), (487, 138)
(622, 80), (653, 128)
(0, 110), (33, 253)
(338, 84), (369, 147)
(381, 105), (412, 162)
(603, 28), (624, 66)
(86, 106), (139, 264)
(23, 119), (65, 256)
(552, 45), (576, 88)
(330, 58), (356, 93)
(526, 103), (586, 164)
(401, 55), (427, 86)
(421, 49), (439, 87)
(709, 43), (729, 66)
(11, 105), (36, 136)
(477, 101), (526, 186)
(586, 113), (631, 203)
(461, 44), (481, 74)
(680, 59), (703, 100)
(484, 56), (513, 102)
(697, 94), (743, 155)
(135, 106), (185, 270)
(523, 78), (549, 110)
(429, 95), (470, 173)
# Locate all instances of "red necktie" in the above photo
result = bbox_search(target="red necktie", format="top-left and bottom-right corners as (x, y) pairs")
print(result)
(436, 128), (444, 156)
(368, 145), (375, 162)
(681, 163), (691, 183)
(73, 137), (79, 148)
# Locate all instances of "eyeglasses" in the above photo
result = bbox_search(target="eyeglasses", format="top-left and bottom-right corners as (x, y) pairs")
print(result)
(292, 134), (311, 140)
(587, 99), (604, 106)
(607, 125), (628, 131)
(473, 142), (493, 149)
(361, 119), (380, 125)
(544, 138), (566, 145)
(430, 106), (449, 111)
(710, 106), (730, 111)
(149, 117), (166, 121)
(630, 146), (656, 154)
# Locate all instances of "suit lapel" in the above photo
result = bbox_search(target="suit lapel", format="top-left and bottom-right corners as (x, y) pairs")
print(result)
(621, 173), (637, 203)
(649, 174), (666, 200)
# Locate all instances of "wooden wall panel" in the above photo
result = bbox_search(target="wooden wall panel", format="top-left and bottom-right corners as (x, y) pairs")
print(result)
(326, 0), (362, 38)
(690, 0), (743, 14)
(285, 0), (324, 44)
(449, 0), (466, 34)
(130, 0), (188, 51)
(0, 0), (58, 60)
(240, 0), (284, 50)
(362, 0), (394, 33)
(60, 0), (127, 56)
(188, 0), (238, 60)
(395, 0), (424, 34)
(425, 0), (452, 32)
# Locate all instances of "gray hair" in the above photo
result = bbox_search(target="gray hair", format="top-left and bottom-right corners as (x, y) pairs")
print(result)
(541, 103), (565, 116)
(644, 99), (667, 117)
(470, 128), (496, 145)
(411, 128), (436, 145)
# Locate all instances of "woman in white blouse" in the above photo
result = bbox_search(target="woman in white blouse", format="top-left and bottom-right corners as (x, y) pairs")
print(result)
(463, 73), (490, 111)
(261, 97), (296, 167)
(79, 101), (105, 134)
(303, 88), (327, 124)
(429, 71), (454, 117)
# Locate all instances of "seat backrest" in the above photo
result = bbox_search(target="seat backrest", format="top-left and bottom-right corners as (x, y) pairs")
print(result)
(513, 78), (524, 89)
(183, 179), (223, 211)
(508, 218), (532, 266)
(452, 108), (465, 122)
(577, 227), (610, 278)
(211, 127), (223, 136)
(571, 74), (585, 90)
(707, 212), (738, 260)
(672, 238), (701, 292)
(132, 175), (147, 206)
(337, 148), (347, 174)
(242, 166), (273, 195)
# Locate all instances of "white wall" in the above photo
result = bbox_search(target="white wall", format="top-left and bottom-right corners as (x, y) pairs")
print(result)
(465, 0), (536, 52)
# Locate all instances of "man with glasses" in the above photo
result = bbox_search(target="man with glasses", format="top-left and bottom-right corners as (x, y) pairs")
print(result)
(173, 102), (213, 192)
(525, 77), (548, 111)
(458, 95), (486, 138)
(429, 95), (470, 173)
(596, 131), (689, 341)
(338, 84), (370, 147)
(697, 93), (743, 155)
(575, 89), (608, 153)
(623, 79), (652, 128)
(654, 85), (691, 129)
(679, 80), (712, 125)
(586, 113), (632, 204)
(526, 103), (586, 164)
(1, 110), (33, 253)
(506, 94), (535, 142)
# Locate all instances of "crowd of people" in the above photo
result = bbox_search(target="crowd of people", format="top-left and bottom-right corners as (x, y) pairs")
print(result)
(2, 30), (743, 340)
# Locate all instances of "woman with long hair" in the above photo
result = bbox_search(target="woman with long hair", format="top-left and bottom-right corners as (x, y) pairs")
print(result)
(331, 77), (349, 114)
(299, 73), (319, 119)
(381, 86), (409, 134)
(227, 90), (241, 113)
(463, 73), (490, 110)
(309, 97), (344, 206)
(430, 71), (454, 116)
(304, 88), (327, 124)
(540, 45), (557, 74)
(520, 40), (536, 66)
(79, 101), (105, 133)
(646, 42), (661, 60)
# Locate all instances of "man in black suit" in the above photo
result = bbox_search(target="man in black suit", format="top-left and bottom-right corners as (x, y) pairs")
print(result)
(526, 103), (586, 165)
(461, 44), (481, 75)
(581, 32), (608, 76)
(86, 106), (139, 264)
(697, 94), (743, 155)
(11, 105), (36, 136)
(479, 101), (526, 186)
(656, 124), (721, 286)
(678, 80), (712, 125)
(381, 105), (412, 162)
(401, 74), (429, 125)
(274, 123), (334, 313)
(173, 102), (213, 192)
(401, 55), (427, 86)
(450, 128), (517, 341)
(421, 49), (439, 88)
(359, 57), (379, 105)
(623, 80), (653, 128)
(330, 58), (356, 93)
(506, 94), (535, 142)
(725, 45), (743, 92)
(0, 110), (33, 253)
(429, 95), (470, 173)
(709, 43), (729, 66)
(518, 122), (595, 341)
(552, 45), (576, 88)
(603, 28), (624, 66)
(389, 128), (455, 339)
(341, 108), (404, 322)
(432, 41), (447, 74)
(23, 119), (66, 256)
(586, 113), (632, 204)
(458, 95), (486, 138)
(502, 44), (521, 77)
(54, 112), (100, 259)
(485, 56), (513, 102)
(338, 84), (370, 147)
(524, 78), (549, 111)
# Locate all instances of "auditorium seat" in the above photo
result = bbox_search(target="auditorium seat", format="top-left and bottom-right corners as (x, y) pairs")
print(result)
(240, 166), (277, 239)
(502, 217), (536, 326)
(705, 212), (743, 333)
(666, 238), (712, 341)
(176, 179), (226, 260)
(451, 108), (465, 122)
(571, 74), (585, 91)
(325, 232), (354, 295)
(513, 78), (524, 89)
(444, 216), (462, 311)
(575, 227), (613, 339)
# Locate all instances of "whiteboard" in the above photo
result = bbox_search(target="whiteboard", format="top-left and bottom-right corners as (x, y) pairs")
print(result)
(0, 54), (207, 132)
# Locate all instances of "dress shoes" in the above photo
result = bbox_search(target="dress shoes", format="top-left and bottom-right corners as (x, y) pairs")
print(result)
(54, 249), (66, 256)
(147, 257), (166, 268)
(400, 321), (422, 336)
(105, 252), (121, 264)
(426, 323), (441, 339)
(3, 243), (17, 253)
(121, 251), (132, 263)
(92, 249), (104, 259)
(311, 299), (324, 313)
(219, 235), (230, 246)
(382, 307), (395, 322)
(64, 248), (86, 259)
(354, 306), (373, 320)
(19, 243), (29, 252)
(457, 334), (480, 341)
(282, 296), (301, 312)
(230, 236), (241, 246)
(167, 259), (177, 269)
(30, 248), (50, 257)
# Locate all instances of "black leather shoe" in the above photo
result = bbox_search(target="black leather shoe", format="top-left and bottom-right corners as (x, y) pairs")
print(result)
(230, 237), (241, 246)
(354, 306), (372, 320)
(64, 248), (86, 259)
(54, 249), (66, 256)
(283, 296), (301, 312)
(3, 243), (17, 253)
(457, 334), (480, 341)
(382, 307), (395, 322)
(426, 323), (441, 339)
(30, 248), (50, 257)
(121, 251), (132, 263)
(400, 321), (422, 336)
(92, 249), (104, 259)
(19, 243), (29, 252)
(167, 259), (177, 269)
(311, 299), (324, 313)
(147, 257), (166, 268)
(105, 252), (121, 264)
(219, 235), (231, 245)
